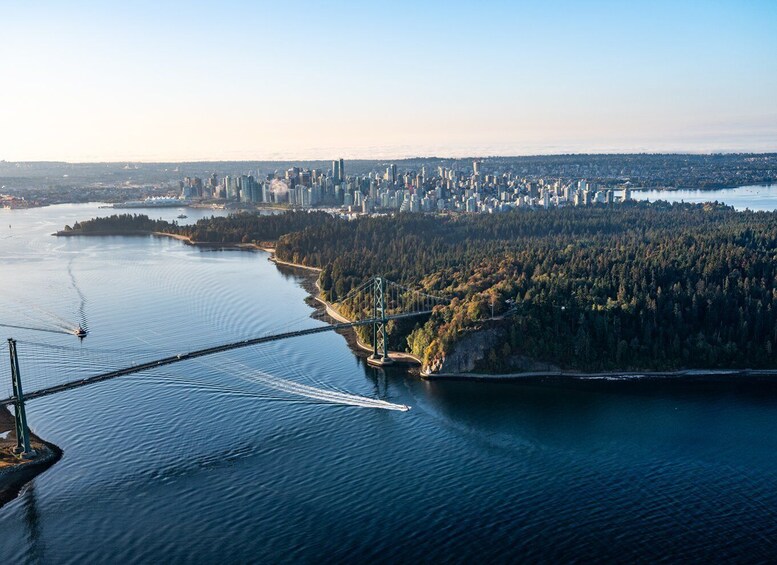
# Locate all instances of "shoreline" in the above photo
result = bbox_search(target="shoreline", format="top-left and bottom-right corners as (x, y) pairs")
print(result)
(17, 181), (777, 212)
(56, 228), (420, 364)
(56, 229), (264, 249)
(310, 281), (422, 365)
(267, 256), (421, 365)
(422, 368), (777, 381)
(55, 230), (320, 263)
(0, 408), (62, 509)
(265, 257), (775, 380)
(55, 228), (777, 380)
(269, 256), (321, 272)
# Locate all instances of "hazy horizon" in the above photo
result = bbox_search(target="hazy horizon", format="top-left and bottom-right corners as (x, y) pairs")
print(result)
(2, 1), (776, 162)
(4, 145), (777, 166)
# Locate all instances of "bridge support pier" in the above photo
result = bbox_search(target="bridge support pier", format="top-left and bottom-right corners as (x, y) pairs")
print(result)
(7, 338), (35, 459)
(368, 276), (394, 367)
(367, 355), (394, 367)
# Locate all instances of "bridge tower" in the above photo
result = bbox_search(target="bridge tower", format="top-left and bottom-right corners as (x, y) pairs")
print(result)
(369, 276), (393, 367)
(7, 339), (35, 458)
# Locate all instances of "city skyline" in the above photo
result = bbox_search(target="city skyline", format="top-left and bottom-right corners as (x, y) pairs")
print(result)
(2, 0), (777, 162)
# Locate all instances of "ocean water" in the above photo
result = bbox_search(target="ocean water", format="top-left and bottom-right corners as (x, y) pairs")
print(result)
(1, 202), (777, 562)
(634, 183), (777, 211)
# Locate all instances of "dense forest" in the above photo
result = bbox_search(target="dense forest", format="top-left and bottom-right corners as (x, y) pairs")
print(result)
(62, 214), (172, 233)
(173, 212), (334, 244)
(275, 203), (777, 372)
(68, 204), (777, 372)
(66, 211), (334, 244)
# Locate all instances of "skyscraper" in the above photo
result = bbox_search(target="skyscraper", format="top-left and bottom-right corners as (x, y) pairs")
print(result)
(339, 158), (345, 183)
(332, 160), (340, 184)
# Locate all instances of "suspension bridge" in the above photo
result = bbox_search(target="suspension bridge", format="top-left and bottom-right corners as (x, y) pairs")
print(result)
(2, 276), (447, 458)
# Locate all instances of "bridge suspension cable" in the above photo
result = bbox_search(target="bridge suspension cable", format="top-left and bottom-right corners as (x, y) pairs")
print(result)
(1, 276), (448, 414)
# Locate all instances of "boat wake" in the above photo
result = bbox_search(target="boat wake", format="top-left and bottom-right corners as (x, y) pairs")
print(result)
(219, 360), (410, 412)
(1, 291), (74, 333)
(0, 322), (72, 336)
(68, 258), (89, 330)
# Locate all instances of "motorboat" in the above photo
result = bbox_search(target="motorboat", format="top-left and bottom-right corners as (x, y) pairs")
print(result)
(74, 325), (88, 338)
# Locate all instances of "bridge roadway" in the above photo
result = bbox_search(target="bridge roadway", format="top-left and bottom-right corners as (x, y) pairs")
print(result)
(0, 312), (431, 407)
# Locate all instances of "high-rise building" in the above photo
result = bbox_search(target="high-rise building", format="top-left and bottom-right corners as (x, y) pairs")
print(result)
(332, 160), (340, 184)
(223, 175), (235, 199)
(339, 158), (345, 183)
(238, 175), (252, 202)
(285, 167), (300, 187)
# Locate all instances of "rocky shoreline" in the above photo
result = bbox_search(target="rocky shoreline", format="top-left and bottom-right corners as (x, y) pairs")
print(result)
(57, 229), (777, 382)
(0, 409), (62, 509)
(269, 256), (777, 383)
(268, 257), (422, 366)
(422, 368), (777, 381)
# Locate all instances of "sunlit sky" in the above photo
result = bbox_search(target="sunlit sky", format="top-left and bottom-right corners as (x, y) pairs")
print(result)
(2, 0), (776, 162)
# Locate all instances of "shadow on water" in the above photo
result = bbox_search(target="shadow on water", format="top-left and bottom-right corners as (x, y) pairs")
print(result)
(367, 368), (389, 399)
(22, 484), (44, 563)
(420, 375), (777, 414)
(404, 374), (777, 466)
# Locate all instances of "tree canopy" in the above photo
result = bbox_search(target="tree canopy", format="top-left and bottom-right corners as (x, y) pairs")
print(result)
(70, 203), (777, 372)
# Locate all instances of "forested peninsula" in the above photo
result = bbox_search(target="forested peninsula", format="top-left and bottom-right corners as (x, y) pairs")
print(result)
(61, 203), (777, 374)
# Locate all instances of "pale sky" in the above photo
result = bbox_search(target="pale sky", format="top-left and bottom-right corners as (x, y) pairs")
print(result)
(1, 0), (776, 162)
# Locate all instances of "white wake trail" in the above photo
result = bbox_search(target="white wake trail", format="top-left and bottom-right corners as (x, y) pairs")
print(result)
(220, 360), (410, 412)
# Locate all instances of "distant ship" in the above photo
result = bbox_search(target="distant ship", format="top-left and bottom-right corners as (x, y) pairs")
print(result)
(114, 197), (189, 209)
(177, 214), (188, 219)
(74, 325), (88, 339)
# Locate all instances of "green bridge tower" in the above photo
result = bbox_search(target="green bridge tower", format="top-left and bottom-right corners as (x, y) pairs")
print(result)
(7, 338), (35, 458)
(369, 276), (393, 367)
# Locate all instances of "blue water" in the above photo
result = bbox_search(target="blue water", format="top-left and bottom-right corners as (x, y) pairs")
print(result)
(1, 202), (777, 562)
(634, 183), (777, 211)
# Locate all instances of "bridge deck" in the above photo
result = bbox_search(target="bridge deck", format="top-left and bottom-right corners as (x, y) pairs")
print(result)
(0, 312), (432, 406)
